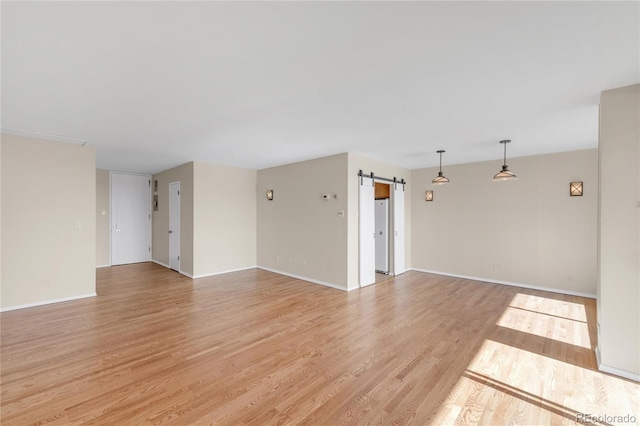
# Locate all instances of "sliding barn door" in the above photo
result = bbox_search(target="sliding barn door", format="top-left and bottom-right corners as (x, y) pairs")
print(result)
(359, 176), (376, 287)
(393, 182), (406, 275)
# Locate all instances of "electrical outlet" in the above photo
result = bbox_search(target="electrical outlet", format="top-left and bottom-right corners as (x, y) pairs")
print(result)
(337, 210), (345, 218)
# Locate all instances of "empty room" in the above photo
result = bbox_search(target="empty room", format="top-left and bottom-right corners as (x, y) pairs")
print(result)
(1, 1), (639, 425)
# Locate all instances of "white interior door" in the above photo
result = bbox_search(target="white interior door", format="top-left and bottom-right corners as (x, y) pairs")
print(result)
(169, 181), (180, 271)
(375, 199), (389, 273)
(111, 173), (151, 265)
(359, 176), (376, 287)
(393, 182), (406, 275)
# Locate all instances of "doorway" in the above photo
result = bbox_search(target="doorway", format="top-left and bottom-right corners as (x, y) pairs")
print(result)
(375, 182), (390, 274)
(111, 172), (152, 265)
(169, 181), (180, 272)
(358, 174), (406, 287)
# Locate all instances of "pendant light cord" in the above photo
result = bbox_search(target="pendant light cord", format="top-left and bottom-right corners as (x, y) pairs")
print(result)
(503, 142), (507, 166)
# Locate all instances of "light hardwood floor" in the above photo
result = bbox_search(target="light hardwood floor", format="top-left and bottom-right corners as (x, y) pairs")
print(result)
(1, 264), (638, 425)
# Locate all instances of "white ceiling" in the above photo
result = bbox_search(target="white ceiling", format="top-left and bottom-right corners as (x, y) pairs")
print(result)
(2, 1), (638, 174)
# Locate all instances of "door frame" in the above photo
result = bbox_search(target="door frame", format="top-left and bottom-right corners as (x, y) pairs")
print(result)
(110, 171), (152, 265)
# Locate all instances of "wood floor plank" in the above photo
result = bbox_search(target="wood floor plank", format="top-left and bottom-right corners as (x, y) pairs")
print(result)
(1, 263), (638, 425)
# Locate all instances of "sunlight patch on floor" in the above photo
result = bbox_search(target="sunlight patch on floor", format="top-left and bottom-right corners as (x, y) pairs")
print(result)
(496, 306), (592, 349)
(509, 293), (587, 322)
(431, 339), (640, 425)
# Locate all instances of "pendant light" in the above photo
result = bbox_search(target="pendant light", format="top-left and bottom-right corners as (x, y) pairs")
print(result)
(432, 150), (450, 185)
(493, 140), (518, 181)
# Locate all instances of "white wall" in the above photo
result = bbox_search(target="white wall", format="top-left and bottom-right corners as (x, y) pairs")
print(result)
(597, 84), (640, 379)
(193, 162), (257, 277)
(1, 135), (96, 310)
(347, 153), (411, 289)
(411, 149), (598, 297)
(257, 154), (349, 289)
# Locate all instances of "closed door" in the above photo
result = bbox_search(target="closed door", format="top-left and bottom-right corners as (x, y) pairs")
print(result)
(375, 199), (389, 273)
(393, 183), (405, 275)
(111, 173), (151, 265)
(169, 181), (180, 271)
(359, 176), (376, 287)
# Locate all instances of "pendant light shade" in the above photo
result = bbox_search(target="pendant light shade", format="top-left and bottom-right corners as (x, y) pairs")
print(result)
(493, 140), (518, 181)
(432, 150), (450, 185)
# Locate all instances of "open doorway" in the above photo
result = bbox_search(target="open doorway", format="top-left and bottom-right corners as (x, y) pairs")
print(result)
(358, 172), (406, 288)
(375, 182), (391, 275)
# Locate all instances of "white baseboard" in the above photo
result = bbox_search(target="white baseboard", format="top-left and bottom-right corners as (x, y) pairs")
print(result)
(257, 266), (348, 292)
(152, 259), (171, 269)
(595, 345), (640, 382)
(410, 268), (597, 299)
(96, 264), (111, 269)
(598, 364), (640, 382)
(191, 266), (257, 279)
(152, 262), (257, 280)
(152, 259), (192, 278)
(1, 293), (97, 312)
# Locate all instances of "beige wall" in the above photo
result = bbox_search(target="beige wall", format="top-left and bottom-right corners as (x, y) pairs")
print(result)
(1, 135), (96, 309)
(411, 149), (598, 296)
(0, 138), (2, 298)
(257, 154), (349, 289)
(96, 169), (110, 267)
(347, 153), (412, 289)
(193, 162), (256, 277)
(597, 84), (640, 378)
(152, 162), (194, 275)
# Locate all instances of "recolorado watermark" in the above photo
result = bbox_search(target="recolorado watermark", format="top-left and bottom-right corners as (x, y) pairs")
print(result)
(576, 413), (637, 424)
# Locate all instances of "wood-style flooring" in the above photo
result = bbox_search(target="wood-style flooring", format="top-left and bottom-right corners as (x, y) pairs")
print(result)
(1, 263), (638, 425)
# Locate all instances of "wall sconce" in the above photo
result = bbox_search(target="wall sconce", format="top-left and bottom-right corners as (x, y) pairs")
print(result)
(570, 182), (583, 196)
(425, 190), (434, 202)
(266, 189), (274, 200)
